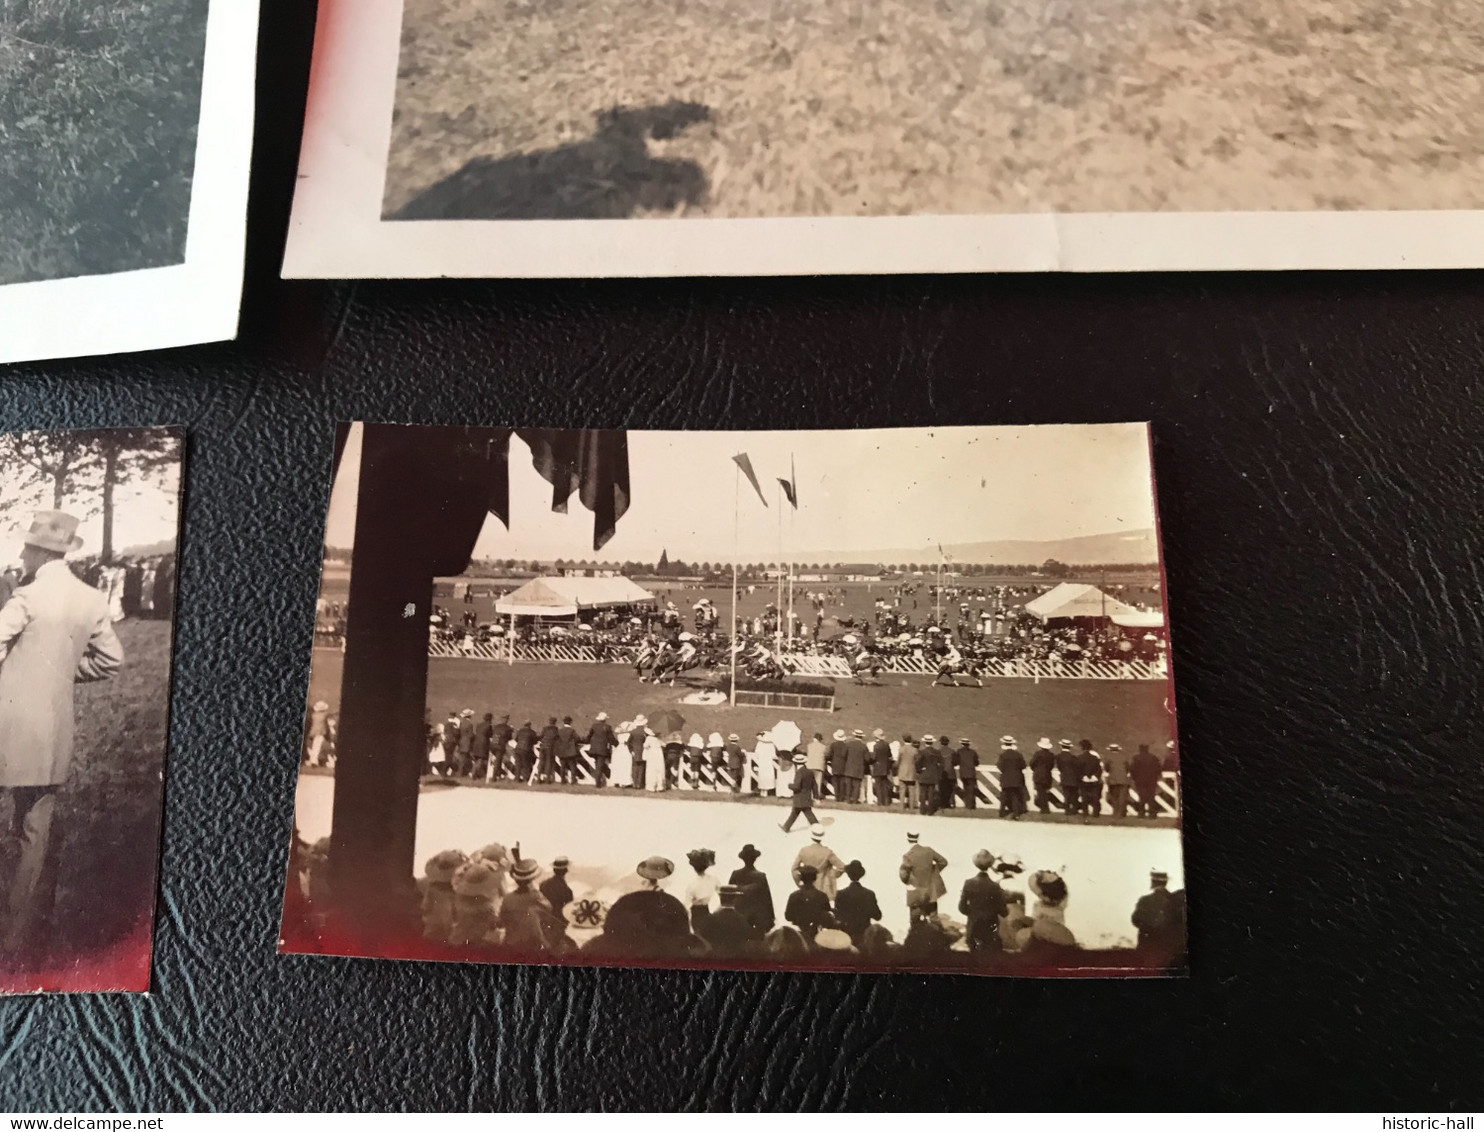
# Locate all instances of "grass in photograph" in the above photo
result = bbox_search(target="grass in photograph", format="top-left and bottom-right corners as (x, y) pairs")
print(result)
(0, 0), (209, 285)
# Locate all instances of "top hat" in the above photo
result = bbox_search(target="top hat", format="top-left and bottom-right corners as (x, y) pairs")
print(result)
(23, 510), (83, 554)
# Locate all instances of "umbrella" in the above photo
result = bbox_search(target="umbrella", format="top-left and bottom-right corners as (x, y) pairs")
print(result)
(770, 720), (802, 750)
(650, 709), (686, 736)
(897, 632), (912, 642)
(630, 617), (643, 625)
(908, 637), (923, 646)
(841, 633), (859, 645)
(927, 626), (942, 634)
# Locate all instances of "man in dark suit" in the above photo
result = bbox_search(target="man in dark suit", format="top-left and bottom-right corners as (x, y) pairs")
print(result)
(779, 753), (819, 832)
(489, 713), (513, 781)
(958, 850), (1008, 952)
(868, 729), (894, 806)
(628, 715), (649, 789)
(833, 860), (882, 947)
(954, 737), (980, 810)
(538, 717), (560, 783)
(826, 729), (849, 801)
(1077, 739), (1103, 818)
(455, 710), (475, 777)
(727, 844), (775, 935)
(1056, 738), (1081, 815)
(1029, 737), (1057, 813)
(513, 720), (538, 783)
(471, 712), (493, 781)
(539, 856), (574, 923)
(1131, 869), (1184, 955)
(935, 735), (956, 811)
(996, 736), (1027, 818)
(1130, 742), (1163, 818)
(914, 740), (943, 816)
(585, 711), (617, 788)
(842, 729), (869, 803)
(555, 715), (580, 783)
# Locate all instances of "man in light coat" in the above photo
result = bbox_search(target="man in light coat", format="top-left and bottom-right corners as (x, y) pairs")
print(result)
(0, 512), (124, 953)
(899, 832), (948, 924)
(790, 824), (845, 903)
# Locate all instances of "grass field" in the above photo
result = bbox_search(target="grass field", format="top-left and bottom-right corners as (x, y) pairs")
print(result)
(0, 618), (172, 968)
(0, 0), (209, 285)
(309, 645), (1173, 755)
(386, 0), (1484, 219)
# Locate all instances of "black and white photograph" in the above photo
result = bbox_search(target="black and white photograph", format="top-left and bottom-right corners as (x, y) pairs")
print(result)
(0, 427), (183, 995)
(283, 422), (1184, 976)
(0, 0), (257, 364)
(283, 0), (1484, 276)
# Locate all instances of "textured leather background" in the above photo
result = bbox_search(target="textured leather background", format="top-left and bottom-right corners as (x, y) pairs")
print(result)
(0, 0), (1481, 1111)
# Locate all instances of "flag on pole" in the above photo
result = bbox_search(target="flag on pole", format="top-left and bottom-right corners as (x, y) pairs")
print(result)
(733, 452), (769, 507)
(776, 454), (798, 509)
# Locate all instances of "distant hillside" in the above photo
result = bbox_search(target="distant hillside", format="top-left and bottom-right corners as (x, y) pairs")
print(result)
(118, 538), (176, 558)
(781, 529), (1160, 567)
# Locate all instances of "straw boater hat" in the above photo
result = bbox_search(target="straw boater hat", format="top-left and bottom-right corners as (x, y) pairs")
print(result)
(636, 856), (674, 882)
(596, 712), (608, 721)
(424, 849), (469, 884)
(508, 858), (542, 885)
(999, 735), (1016, 747)
(552, 856), (570, 871)
(1151, 869), (1169, 884)
(451, 859), (504, 899)
(906, 832), (920, 843)
(809, 824), (826, 842)
(1107, 742), (1122, 751)
(728, 733), (739, 742)
(813, 928), (854, 952)
(1059, 739), (1073, 750)
(852, 729), (864, 738)
(1037, 738), (1053, 750)
(23, 510), (83, 554)
(792, 752), (806, 764)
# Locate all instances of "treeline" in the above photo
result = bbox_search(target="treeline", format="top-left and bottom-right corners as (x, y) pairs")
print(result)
(454, 556), (1159, 580)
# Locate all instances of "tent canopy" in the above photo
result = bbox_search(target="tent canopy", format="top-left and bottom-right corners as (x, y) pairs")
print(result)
(494, 576), (655, 618)
(1024, 582), (1138, 622)
(1110, 610), (1165, 630)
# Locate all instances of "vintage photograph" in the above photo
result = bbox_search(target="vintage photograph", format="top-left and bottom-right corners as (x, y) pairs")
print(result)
(0, 0), (209, 286)
(0, 428), (183, 995)
(385, 0), (1484, 221)
(0, 0), (257, 365)
(283, 423), (1184, 975)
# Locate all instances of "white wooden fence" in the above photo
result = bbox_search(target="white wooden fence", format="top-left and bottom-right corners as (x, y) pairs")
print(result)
(427, 639), (1164, 680)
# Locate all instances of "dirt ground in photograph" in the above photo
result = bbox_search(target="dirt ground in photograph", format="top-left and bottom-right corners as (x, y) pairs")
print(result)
(307, 647), (1174, 757)
(0, 619), (172, 965)
(0, 0), (208, 284)
(384, 0), (1484, 219)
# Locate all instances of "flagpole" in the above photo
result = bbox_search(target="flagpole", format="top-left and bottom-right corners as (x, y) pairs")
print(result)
(730, 462), (739, 708)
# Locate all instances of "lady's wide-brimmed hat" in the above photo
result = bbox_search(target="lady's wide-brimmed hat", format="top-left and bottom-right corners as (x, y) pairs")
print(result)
(452, 859), (504, 899)
(508, 858), (542, 885)
(23, 510), (83, 554)
(424, 849), (469, 884)
(472, 842), (509, 865)
(636, 855), (674, 882)
(814, 928), (854, 952)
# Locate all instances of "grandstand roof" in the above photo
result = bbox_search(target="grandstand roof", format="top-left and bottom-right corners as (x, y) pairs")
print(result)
(1024, 582), (1138, 622)
(494, 576), (656, 617)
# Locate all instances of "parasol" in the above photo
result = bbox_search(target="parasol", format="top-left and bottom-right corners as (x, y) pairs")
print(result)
(650, 709), (686, 735)
(770, 720), (802, 750)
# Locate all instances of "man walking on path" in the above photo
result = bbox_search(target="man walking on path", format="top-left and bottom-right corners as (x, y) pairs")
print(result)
(0, 512), (124, 954)
(780, 753), (820, 833)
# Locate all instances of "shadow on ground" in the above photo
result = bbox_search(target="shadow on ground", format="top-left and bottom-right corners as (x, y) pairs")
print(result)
(390, 100), (712, 221)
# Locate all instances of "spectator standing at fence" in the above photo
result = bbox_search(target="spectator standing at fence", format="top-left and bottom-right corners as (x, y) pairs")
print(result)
(833, 860), (882, 947)
(1130, 743), (1162, 818)
(826, 729), (849, 800)
(1056, 739), (1081, 815)
(585, 712), (617, 787)
(1162, 739), (1179, 773)
(513, 720), (537, 783)
(937, 736), (957, 811)
(897, 734), (918, 811)
(627, 715), (648, 790)
(489, 713), (512, 781)
(723, 733), (746, 793)
(644, 729), (667, 792)
(469, 713), (491, 780)
(869, 729), (894, 807)
(955, 737), (981, 811)
(780, 753), (820, 832)
(805, 732), (828, 797)
(997, 737), (1027, 818)
(843, 729), (869, 803)
(535, 717), (558, 784)
(728, 844), (775, 934)
(914, 739), (942, 816)
(553, 716), (579, 784)
(752, 731), (778, 796)
(1078, 740), (1104, 818)
(1104, 742), (1133, 819)
(686, 732), (706, 788)
(792, 825), (845, 903)
(453, 710), (475, 776)
(1030, 738), (1057, 813)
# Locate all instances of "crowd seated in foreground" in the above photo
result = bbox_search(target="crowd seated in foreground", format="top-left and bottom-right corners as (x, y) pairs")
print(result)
(277, 833), (1185, 966)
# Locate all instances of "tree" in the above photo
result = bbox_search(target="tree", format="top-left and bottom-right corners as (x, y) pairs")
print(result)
(88, 428), (180, 563)
(657, 548), (669, 574)
(0, 431), (101, 511)
(1042, 558), (1071, 578)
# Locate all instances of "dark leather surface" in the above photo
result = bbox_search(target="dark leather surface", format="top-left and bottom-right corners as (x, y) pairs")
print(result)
(0, 0), (1481, 1112)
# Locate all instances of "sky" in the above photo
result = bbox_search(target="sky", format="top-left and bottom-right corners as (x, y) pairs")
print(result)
(0, 471), (181, 564)
(325, 423), (1156, 564)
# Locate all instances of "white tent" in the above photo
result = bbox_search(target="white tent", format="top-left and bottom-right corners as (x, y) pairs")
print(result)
(494, 576), (655, 618)
(1024, 582), (1138, 623)
(1110, 610), (1165, 630)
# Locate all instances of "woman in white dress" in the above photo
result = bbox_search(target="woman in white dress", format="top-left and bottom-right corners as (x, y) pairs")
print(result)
(610, 724), (634, 789)
(643, 731), (667, 792)
(753, 734), (777, 795)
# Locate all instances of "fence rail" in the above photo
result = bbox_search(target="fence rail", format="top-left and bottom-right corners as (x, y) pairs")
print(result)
(425, 639), (1164, 680)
